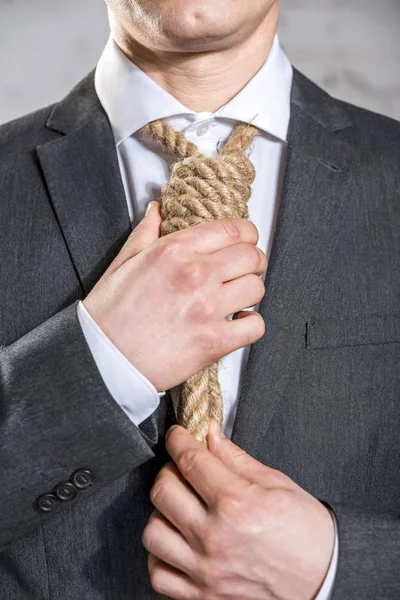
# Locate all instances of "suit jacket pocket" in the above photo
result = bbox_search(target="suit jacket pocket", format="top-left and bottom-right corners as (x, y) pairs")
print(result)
(306, 313), (400, 349)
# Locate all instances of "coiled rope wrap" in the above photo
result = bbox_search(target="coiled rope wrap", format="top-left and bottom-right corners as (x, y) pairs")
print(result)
(141, 119), (259, 444)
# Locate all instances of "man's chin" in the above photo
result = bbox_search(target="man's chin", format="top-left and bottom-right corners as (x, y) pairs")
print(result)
(161, 29), (238, 53)
(156, 6), (237, 49)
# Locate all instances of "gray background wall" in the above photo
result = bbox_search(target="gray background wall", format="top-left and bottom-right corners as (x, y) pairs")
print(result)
(0, 0), (399, 125)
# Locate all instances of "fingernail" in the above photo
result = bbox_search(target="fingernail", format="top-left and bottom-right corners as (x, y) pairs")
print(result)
(165, 424), (179, 440)
(145, 202), (152, 217)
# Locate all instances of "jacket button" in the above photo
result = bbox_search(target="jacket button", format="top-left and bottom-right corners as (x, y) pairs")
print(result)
(54, 482), (77, 502)
(71, 469), (93, 490)
(37, 493), (59, 512)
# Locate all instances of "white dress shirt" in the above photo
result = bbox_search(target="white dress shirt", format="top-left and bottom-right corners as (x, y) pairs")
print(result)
(77, 34), (338, 598)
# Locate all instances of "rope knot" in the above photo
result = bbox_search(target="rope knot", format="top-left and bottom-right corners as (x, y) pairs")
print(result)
(160, 140), (257, 236)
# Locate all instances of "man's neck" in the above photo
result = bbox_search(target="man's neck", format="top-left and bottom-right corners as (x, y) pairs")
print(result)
(109, 4), (279, 113)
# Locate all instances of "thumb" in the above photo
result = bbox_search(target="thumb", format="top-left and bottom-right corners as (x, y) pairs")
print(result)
(207, 420), (291, 490)
(110, 201), (162, 272)
(128, 201), (162, 254)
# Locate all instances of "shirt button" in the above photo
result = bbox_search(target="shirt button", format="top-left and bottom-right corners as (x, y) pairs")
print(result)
(71, 469), (94, 490)
(54, 482), (78, 502)
(196, 123), (210, 136)
(37, 493), (59, 513)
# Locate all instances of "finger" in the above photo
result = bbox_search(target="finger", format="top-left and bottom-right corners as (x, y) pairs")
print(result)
(150, 462), (207, 538)
(207, 420), (297, 490)
(221, 274), (265, 317)
(143, 511), (196, 576)
(167, 218), (259, 254)
(209, 242), (267, 282)
(108, 201), (162, 272)
(148, 554), (200, 600)
(219, 311), (265, 355)
(166, 426), (249, 508)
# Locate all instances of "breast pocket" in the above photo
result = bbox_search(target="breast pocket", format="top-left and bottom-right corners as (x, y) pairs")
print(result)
(300, 312), (400, 510)
(306, 313), (400, 350)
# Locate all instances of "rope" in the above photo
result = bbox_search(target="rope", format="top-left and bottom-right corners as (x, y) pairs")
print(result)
(141, 119), (259, 444)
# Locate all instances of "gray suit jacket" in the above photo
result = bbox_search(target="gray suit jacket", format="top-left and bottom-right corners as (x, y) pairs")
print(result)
(0, 68), (399, 599)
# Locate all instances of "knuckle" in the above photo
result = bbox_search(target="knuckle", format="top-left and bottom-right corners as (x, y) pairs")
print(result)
(209, 575), (229, 598)
(229, 446), (250, 463)
(247, 219), (260, 242)
(189, 297), (215, 324)
(149, 566), (164, 594)
(253, 247), (267, 274)
(219, 219), (241, 243)
(197, 326), (222, 358)
(179, 260), (207, 289)
(204, 592), (224, 600)
(150, 480), (168, 507)
(200, 527), (223, 556)
(201, 569), (222, 596)
(215, 489), (243, 516)
(250, 274), (265, 300)
(177, 448), (200, 476)
(246, 313), (265, 343)
(142, 522), (156, 553)
(243, 243), (261, 266)
(154, 238), (181, 262)
(267, 468), (296, 490)
(198, 531), (232, 584)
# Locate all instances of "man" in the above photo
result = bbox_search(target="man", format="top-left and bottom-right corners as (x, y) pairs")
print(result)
(0, 0), (399, 598)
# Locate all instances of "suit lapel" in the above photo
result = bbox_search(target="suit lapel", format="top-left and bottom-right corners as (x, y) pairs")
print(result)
(37, 73), (131, 295)
(231, 71), (356, 456)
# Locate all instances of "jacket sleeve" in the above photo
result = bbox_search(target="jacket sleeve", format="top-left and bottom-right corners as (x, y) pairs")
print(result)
(331, 504), (400, 599)
(0, 301), (155, 551)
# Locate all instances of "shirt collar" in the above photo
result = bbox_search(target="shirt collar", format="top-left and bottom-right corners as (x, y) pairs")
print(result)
(95, 33), (293, 146)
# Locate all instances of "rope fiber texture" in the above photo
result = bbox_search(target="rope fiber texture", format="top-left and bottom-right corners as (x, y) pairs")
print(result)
(141, 119), (259, 445)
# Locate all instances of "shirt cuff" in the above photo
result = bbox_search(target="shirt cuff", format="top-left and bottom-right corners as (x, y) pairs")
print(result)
(77, 300), (165, 426)
(314, 509), (339, 600)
